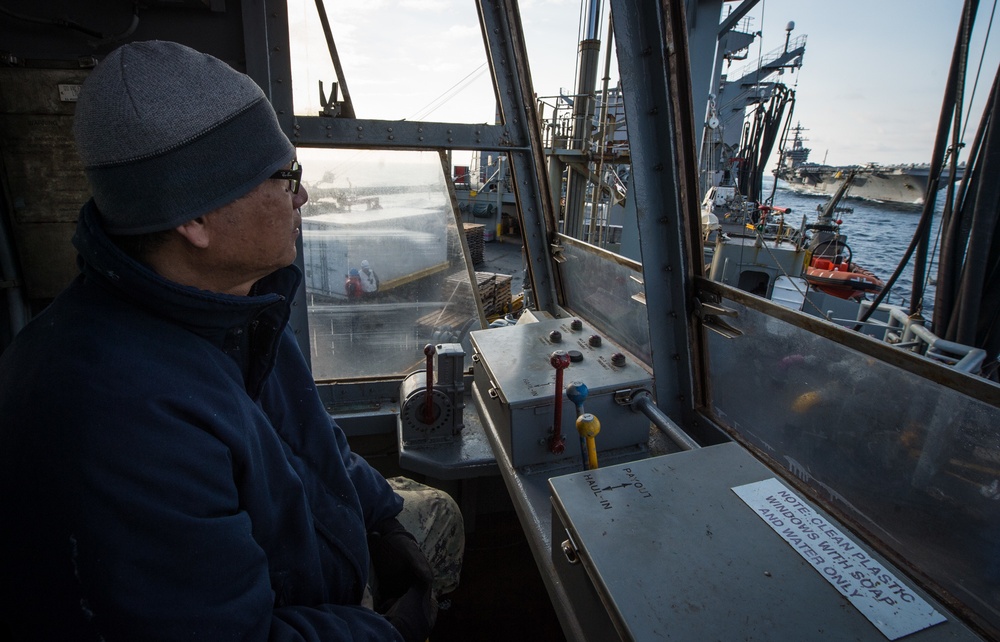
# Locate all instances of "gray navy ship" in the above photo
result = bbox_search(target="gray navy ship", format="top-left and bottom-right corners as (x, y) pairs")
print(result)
(776, 123), (942, 206)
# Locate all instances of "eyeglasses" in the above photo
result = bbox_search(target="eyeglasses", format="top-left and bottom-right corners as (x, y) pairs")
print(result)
(270, 160), (302, 194)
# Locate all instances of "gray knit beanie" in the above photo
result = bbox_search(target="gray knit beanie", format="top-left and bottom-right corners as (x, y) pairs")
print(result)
(73, 40), (295, 235)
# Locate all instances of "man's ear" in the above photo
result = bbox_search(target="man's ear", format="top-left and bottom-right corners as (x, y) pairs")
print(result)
(174, 216), (211, 249)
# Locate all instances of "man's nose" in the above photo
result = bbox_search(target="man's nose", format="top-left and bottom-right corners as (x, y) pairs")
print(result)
(293, 184), (309, 209)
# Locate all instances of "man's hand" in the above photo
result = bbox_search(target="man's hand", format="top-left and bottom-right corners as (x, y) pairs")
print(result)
(368, 517), (437, 642)
(383, 584), (436, 642)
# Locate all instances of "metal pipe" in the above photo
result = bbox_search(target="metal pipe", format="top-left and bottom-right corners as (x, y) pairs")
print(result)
(588, 11), (616, 248)
(889, 308), (987, 374)
(584, 0), (602, 40)
(564, 39), (602, 239)
(630, 391), (700, 451)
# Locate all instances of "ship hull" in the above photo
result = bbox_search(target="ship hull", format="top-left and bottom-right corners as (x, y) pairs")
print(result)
(777, 165), (929, 205)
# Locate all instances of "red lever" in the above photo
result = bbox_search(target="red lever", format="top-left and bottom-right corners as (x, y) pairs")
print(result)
(548, 350), (571, 454)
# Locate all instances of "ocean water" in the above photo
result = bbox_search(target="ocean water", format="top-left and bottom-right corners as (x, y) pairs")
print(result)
(764, 176), (946, 314)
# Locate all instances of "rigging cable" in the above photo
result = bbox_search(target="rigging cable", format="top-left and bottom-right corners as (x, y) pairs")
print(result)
(936, 85), (987, 331)
(960, 0), (998, 144)
(768, 73), (802, 207)
(737, 86), (793, 206)
(855, 0), (978, 329)
(746, 0), (767, 203)
(938, 0), (999, 340)
(910, 0), (976, 315)
(939, 67), (1000, 378)
(407, 63), (489, 121)
(936, 0), (1000, 362)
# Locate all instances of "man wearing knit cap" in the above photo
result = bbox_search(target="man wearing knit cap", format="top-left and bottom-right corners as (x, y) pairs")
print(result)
(0, 41), (460, 641)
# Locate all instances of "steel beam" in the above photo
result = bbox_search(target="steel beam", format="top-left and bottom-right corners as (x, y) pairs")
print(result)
(289, 117), (523, 151)
(476, 0), (561, 315)
(609, 0), (704, 426)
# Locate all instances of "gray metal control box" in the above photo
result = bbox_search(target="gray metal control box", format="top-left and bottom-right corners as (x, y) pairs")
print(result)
(548, 444), (978, 641)
(470, 317), (653, 469)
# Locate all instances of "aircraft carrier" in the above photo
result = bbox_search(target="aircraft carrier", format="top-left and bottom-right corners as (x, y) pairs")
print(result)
(776, 124), (942, 206)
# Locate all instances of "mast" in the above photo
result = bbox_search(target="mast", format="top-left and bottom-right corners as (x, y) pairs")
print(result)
(562, 0), (603, 240)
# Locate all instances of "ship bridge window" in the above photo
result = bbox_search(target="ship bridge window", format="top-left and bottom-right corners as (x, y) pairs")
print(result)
(556, 236), (651, 367)
(297, 148), (483, 380)
(286, 0), (494, 124)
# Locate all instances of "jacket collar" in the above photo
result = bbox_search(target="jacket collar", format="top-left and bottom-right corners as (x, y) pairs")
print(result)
(72, 199), (302, 398)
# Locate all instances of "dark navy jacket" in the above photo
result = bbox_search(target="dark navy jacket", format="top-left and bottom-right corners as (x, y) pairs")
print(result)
(0, 201), (404, 640)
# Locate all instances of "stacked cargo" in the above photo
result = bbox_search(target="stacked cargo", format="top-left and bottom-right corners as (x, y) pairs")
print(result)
(491, 273), (512, 316)
(464, 223), (485, 267)
(475, 272), (513, 317)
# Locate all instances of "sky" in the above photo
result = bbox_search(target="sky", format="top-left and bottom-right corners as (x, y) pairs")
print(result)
(287, 0), (1000, 173)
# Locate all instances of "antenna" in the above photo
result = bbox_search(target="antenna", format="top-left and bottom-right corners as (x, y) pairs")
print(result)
(784, 21), (795, 53)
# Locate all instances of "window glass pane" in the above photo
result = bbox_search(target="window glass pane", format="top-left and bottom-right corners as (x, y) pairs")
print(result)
(287, 0), (494, 123)
(707, 293), (1000, 633)
(299, 148), (483, 379)
(558, 236), (651, 366)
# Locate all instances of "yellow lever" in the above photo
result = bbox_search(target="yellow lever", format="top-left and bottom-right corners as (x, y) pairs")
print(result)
(575, 413), (601, 470)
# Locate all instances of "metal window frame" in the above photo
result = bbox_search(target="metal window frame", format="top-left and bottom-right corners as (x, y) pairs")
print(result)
(246, 0), (562, 371)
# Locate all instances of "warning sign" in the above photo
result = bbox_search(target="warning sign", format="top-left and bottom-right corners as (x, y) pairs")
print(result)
(733, 478), (946, 640)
